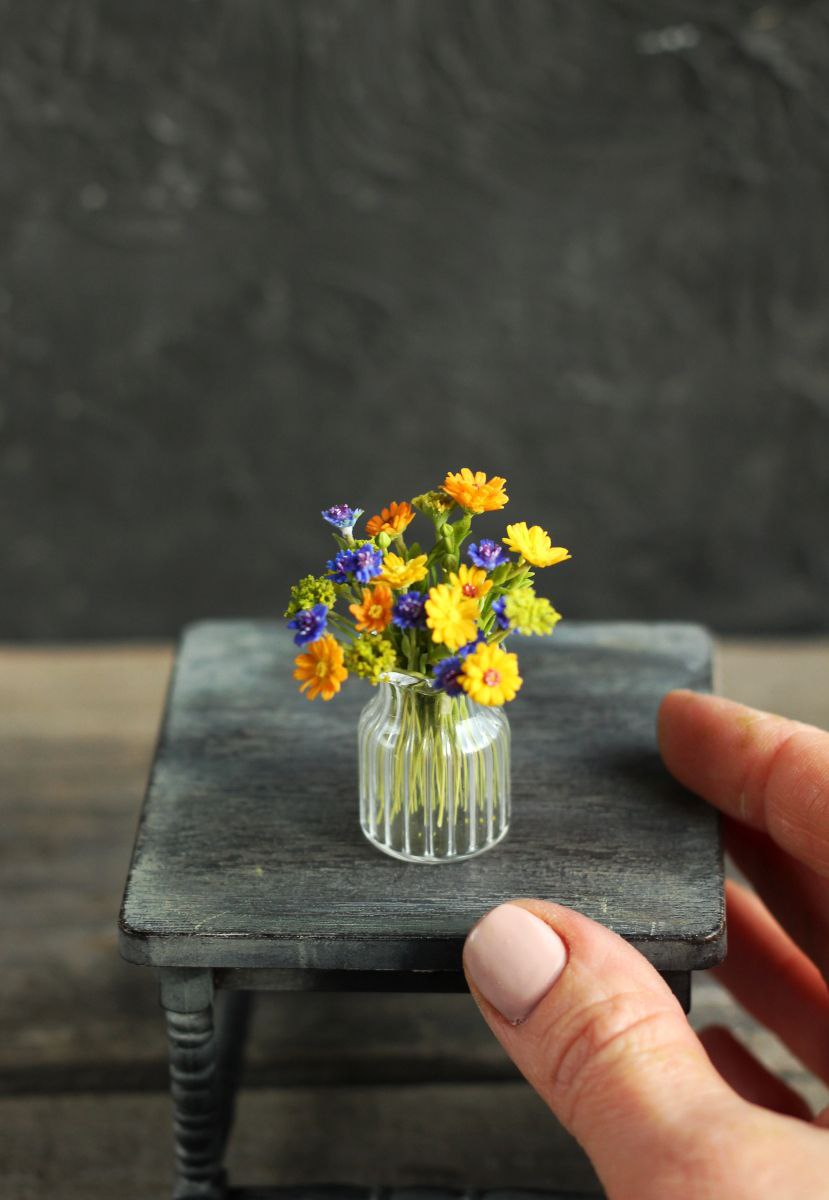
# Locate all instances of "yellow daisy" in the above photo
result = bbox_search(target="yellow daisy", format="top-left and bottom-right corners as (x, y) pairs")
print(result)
(365, 500), (415, 537)
(293, 635), (348, 701)
(449, 563), (492, 602)
(425, 584), (479, 651)
(502, 522), (571, 569)
(379, 552), (428, 590)
(442, 468), (508, 514)
(349, 583), (394, 633)
(460, 643), (522, 706)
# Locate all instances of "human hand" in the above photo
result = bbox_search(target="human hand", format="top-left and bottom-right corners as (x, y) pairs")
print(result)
(462, 691), (829, 1199)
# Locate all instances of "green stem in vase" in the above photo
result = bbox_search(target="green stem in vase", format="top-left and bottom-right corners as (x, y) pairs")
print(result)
(362, 674), (510, 861)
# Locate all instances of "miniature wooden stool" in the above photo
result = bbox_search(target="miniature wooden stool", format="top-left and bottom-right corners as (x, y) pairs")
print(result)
(119, 620), (724, 1199)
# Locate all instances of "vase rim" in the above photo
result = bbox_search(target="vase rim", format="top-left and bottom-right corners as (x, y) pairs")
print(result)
(379, 669), (434, 692)
(376, 670), (499, 707)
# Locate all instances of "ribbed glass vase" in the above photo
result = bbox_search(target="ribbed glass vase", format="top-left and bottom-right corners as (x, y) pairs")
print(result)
(358, 671), (511, 863)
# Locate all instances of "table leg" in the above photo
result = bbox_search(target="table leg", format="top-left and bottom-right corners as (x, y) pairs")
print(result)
(661, 970), (691, 1013)
(215, 990), (252, 1148)
(159, 968), (227, 1200)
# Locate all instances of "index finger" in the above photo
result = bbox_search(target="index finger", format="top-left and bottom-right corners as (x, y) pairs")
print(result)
(658, 690), (829, 878)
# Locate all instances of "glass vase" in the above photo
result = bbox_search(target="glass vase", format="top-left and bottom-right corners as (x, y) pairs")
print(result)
(358, 671), (511, 863)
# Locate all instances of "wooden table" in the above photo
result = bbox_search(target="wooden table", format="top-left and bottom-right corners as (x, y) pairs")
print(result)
(119, 620), (725, 1200)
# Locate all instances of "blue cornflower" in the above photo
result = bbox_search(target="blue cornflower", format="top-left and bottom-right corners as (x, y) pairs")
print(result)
(326, 543), (383, 585)
(458, 630), (486, 658)
(392, 590), (426, 629)
(467, 539), (510, 571)
(492, 595), (510, 630)
(321, 503), (363, 532)
(432, 655), (464, 696)
(349, 543), (384, 583)
(326, 549), (354, 583)
(287, 603), (328, 646)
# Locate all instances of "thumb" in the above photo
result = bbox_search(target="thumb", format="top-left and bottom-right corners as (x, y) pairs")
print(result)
(464, 901), (741, 1199)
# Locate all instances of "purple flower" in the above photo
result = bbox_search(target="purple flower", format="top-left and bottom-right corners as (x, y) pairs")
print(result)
(432, 655), (464, 696)
(349, 543), (384, 583)
(458, 630), (486, 657)
(287, 603), (328, 646)
(322, 504), (363, 531)
(492, 595), (510, 630)
(326, 543), (383, 585)
(392, 590), (426, 629)
(467, 539), (510, 571)
(326, 549), (354, 583)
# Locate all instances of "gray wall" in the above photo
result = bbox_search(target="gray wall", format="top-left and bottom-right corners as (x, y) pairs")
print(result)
(3, 0), (828, 638)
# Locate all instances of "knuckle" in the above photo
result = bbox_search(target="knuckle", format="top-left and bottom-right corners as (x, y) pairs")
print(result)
(540, 989), (680, 1127)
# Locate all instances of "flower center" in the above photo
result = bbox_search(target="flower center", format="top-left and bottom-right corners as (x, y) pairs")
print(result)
(462, 583), (477, 597)
(483, 668), (500, 687)
(369, 604), (383, 619)
(315, 662), (328, 677)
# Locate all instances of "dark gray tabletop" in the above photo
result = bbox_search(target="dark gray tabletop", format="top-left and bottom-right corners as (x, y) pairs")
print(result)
(119, 620), (724, 974)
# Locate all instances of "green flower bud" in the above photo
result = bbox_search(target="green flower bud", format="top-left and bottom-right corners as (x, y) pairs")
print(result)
(504, 589), (561, 636)
(412, 490), (455, 517)
(343, 635), (399, 685)
(284, 575), (337, 618)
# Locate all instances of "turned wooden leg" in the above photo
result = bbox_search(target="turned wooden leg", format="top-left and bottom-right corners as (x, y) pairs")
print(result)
(160, 969), (226, 1200)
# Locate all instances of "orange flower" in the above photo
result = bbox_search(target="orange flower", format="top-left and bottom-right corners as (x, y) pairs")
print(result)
(449, 563), (492, 602)
(293, 635), (348, 701)
(365, 501), (415, 537)
(349, 583), (394, 633)
(442, 469), (508, 514)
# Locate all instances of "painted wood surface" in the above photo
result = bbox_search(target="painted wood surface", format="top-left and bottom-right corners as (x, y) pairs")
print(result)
(3, 640), (828, 1199)
(119, 620), (723, 973)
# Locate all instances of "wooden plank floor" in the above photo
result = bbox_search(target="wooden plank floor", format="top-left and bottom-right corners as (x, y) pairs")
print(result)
(2, 638), (828, 1198)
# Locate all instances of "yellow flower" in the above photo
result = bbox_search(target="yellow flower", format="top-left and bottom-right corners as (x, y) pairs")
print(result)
(379, 552), (428, 590)
(460, 643), (522, 706)
(293, 635), (348, 701)
(349, 583), (394, 633)
(365, 500), (415, 537)
(502, 522), (571, 568)
(442, 468), (508, 514)
(449, 563), (492, 602)
(425, 584), (479, 651)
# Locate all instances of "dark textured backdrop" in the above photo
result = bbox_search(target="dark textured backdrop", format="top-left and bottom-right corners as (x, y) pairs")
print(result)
(2, 0), (828, 638)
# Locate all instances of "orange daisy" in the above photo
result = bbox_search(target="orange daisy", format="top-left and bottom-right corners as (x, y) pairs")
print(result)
(349, 583), (394, 633)
(365, 501), (415, 537)
(449, 564), (492, 602)
(293, 635), (348, 701)
(442, 469), (508, 514)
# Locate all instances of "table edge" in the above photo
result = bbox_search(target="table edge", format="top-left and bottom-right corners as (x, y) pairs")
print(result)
(118, 913), (726, 973)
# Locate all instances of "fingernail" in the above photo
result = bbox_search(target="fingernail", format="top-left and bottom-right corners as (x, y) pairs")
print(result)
(464, 903), (568, 1024)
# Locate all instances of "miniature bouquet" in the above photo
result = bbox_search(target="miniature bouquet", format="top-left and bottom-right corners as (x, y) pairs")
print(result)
(284, 469), (571, 863)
